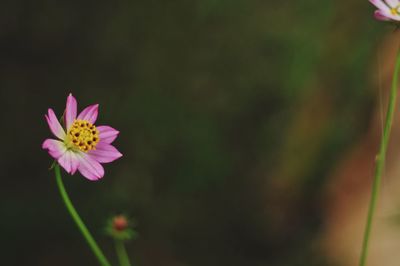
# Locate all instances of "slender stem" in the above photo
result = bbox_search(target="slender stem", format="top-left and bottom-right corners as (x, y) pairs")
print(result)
(114, 239), (132, 266)
(55, 164), (112, 266)
(359, 45), (400, 266)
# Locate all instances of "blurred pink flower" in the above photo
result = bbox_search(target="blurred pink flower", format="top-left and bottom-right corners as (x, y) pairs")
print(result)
(42, 93), (122, 180)
(370, 0), (400, 21)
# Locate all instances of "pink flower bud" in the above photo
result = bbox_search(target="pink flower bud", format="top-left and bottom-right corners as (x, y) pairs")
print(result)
(113, 215), (128, 231)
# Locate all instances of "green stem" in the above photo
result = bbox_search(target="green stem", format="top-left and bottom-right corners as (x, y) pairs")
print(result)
(54, 164), (112, 266)
(359, 46), (400, 266)
(114, 239), (132, 266)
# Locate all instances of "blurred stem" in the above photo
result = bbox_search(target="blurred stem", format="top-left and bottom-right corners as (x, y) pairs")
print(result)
(114, 239), (131, 266)
(359, 45), (400, 266)
(55, 164), (112, 266)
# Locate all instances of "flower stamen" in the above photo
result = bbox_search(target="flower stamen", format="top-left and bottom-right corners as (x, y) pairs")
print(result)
(67, 120), (100, 152)
(391, 5), (400, 15)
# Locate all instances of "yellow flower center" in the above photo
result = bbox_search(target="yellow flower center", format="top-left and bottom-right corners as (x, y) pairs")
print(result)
(67, 120), (100, 152)
(391, 6), (400, 15)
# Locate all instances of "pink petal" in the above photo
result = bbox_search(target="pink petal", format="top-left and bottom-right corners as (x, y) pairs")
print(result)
(77, 153), (105, 181)
(374, 10), (391, 20)
(65, 93), (77, 130)
(88, 143), (122, 163)
(97, 125), (120, 144)
(375, 8), (400, 21)
(385, 0), (397, 7)
(42, 139), (67, 159)
(370, 0), (391, 12)
(58, 150), (80, 174)
(77, 104), (99, 124)
(45, 108), (66, 140)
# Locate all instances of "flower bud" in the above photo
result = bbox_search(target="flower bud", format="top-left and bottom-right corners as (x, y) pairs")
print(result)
(105, 214), (137, 241)
(113, 215), (128, 231)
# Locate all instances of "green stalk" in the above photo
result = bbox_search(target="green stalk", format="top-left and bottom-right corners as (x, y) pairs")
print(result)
(359, 46), (400, 266)
(54, 164), (112, 266)
(114, 239), (132, 266)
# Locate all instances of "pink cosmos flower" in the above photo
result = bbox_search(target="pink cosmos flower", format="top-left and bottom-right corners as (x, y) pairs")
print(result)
(370, 0), (400, 21)
(42, 93), (122, 181)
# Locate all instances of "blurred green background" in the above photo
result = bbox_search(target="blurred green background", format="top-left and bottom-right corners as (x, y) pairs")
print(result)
(0, 0), (386, 265)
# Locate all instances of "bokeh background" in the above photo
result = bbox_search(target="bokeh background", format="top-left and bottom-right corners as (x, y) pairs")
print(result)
(0, 1), (393, 265)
